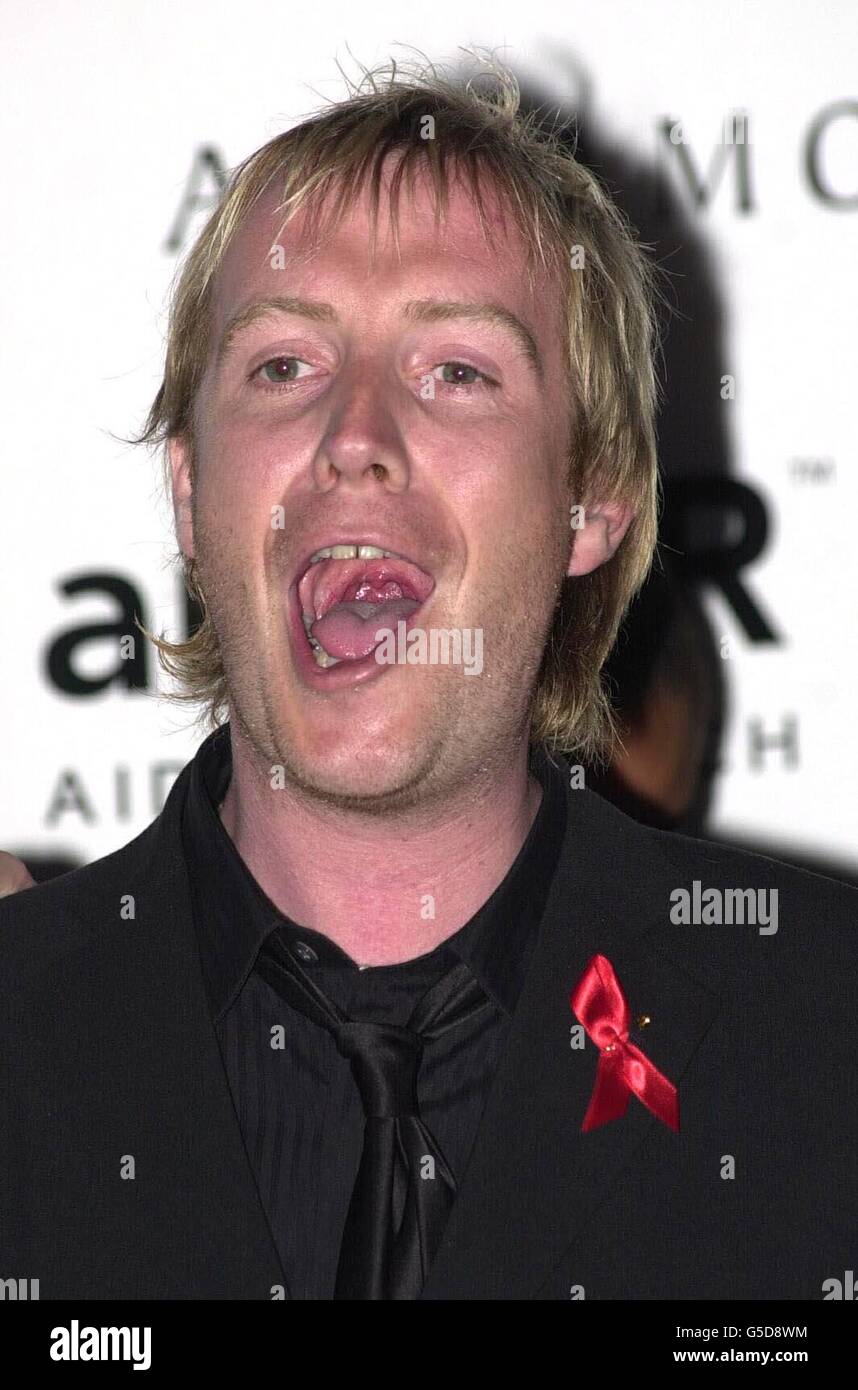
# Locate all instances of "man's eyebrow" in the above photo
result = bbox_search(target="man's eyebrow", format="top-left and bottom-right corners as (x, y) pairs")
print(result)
(402, 299), (544, 380)
(215, 294), (544, 379)
(216, 296), (338, 365)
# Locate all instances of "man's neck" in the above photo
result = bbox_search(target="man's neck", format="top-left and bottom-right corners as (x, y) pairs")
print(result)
(218, 733), (543, 967)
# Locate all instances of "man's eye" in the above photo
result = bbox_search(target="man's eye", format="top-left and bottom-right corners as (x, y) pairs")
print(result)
(250, 356), (495, 393)
(431, 361), (494, 389)
(253, 357), (315, 387)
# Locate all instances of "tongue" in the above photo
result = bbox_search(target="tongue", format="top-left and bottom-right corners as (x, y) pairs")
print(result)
(311, 598), (421, 661)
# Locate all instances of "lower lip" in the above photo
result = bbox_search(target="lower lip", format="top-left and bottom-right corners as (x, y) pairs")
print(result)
(286, 581), (434, 691)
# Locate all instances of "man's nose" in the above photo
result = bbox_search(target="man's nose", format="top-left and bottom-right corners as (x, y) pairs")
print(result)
(312, 362), (410, 492)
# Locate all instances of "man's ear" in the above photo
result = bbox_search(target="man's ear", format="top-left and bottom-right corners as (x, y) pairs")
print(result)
(168, 434), (195, 560)
(567, 499), (635, 577)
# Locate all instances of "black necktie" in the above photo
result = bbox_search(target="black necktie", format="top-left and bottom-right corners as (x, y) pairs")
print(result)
(255, 930), (493, 1299)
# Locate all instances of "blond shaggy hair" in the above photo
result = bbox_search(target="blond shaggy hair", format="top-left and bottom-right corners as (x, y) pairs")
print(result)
(135, 49), (662, 760)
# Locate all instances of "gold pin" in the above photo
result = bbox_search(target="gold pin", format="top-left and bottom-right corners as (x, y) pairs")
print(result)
(636, 1014), (651, 1029)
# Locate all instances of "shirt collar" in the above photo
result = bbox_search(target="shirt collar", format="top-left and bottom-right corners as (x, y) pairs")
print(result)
(181, 723), (568, 1023)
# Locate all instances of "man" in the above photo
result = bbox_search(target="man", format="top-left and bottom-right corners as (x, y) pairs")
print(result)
(1, 55), (855, 1302)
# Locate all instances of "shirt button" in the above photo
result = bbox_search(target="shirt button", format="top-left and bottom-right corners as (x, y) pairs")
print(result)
(292, 940), (318, 964)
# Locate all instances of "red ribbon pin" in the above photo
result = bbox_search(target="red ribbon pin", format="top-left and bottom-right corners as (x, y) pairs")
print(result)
(571, 953), (679, 1133)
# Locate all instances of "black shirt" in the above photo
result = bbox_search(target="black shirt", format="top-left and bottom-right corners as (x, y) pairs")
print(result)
(181, 724), (568, 1298)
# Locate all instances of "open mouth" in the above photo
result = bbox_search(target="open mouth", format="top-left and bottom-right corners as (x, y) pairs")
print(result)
(295, 543), (436, 670)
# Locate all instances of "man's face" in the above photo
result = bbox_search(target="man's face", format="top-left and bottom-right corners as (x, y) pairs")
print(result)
(173, 164), (576, 809)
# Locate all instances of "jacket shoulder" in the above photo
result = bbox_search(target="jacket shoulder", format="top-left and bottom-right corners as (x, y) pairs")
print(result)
(0, 763), (190, 989)
(633, 812), (858, 999)
(566, 788), (858, 995)
(651, 817), (858, 917)
(578, 784), (858, 912)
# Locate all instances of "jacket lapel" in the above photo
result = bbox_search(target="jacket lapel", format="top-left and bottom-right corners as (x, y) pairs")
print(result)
(73, 764), (292, 1299)
(420, 786), (723, 1300)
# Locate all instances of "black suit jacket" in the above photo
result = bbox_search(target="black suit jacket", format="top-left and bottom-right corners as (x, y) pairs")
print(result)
(1, 747), (856, 1300)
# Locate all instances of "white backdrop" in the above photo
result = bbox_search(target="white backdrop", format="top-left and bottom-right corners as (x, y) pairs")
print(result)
(1, 0), (856, 869)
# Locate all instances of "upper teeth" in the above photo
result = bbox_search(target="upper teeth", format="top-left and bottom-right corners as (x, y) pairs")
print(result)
(308, 544), (400, 565)
(300, 543), (407, 667)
